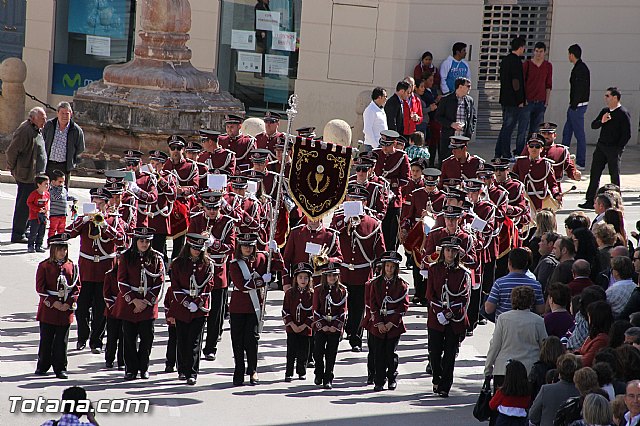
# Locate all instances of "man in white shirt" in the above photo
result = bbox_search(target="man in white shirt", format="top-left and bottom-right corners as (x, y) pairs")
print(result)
(363, 87), (388, 151)
(624, 380), (640, 426)
(606, 256), (636, 318)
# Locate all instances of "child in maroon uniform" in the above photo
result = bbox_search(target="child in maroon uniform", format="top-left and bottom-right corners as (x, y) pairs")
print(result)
(27, 174), (50, 253)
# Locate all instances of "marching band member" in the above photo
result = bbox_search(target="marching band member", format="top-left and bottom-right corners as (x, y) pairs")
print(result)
(228, 233), (283, 385)
(122, 150), (158, 228)
(373, 130), (410, 250)
(170, 233), (215, 385)
(114, 227), (165, 380)
(369, 251), (410, 392)
(146, 150), (177, 262)
(312, 262), (348, 390)
(219, 114), (256, 171)
(105, 170), (136, 231)
(282, 262), (314, 382)
(198, 129), (236, 175)
(163, 135), (199, 259)
(163, 283), (178, 376)
(67, 187), (126, 353)
(183, 141), (209, 192)
(103, 255), (124, 370)
(426, 236), (471, 398)
(330, 184), (386, 352)
(522, 122), (582, 181)
(423, 205), (477, 271)
(223, 175), (262, 238)
(350, 155), (389, 221)
(439, 136), (485, 188)
(512, 134), (562, 214)
(493, 158), (531, 248)
(254, 111), (284, 160)
(401, 158), (428, 200)
(35, 233), (80, 379)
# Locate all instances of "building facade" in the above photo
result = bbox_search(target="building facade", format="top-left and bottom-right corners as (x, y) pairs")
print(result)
(7, 0), (640, 144)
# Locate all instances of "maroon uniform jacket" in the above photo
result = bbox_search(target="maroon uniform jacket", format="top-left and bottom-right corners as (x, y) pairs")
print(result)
(512, 156), (560, 211)
(348, 176), (389, 220)
(283, 224), (343, 287)
(223, 192), (262, 236)
(132, 171), (158, 227)
(119, 192), (138, 231)
(194, 161), (209, 192)
(464, 200), (498, 263)
(521, 143), (578, 181)
(439, 154), (485, 188)
(282, 286), (314, 336)
(67, 215), (126, 283)
(330, 211), (385, 285)
(312, 283), (348, 334)
(219, 133), (256, 171)
(423, 226), (477, 269)
(162, 158), (199, 202)
(36, 260), (81, 326)
(361, 280), (374, 331)
(198, 148), (236, 175)
(170, 257), (214, 323)
(114, 250), (164, 322)
(400, 177), (425, 201)
(147, 171), (177, 235)
(103, 266), (120, 319)
(372, 148), (410, 208)
(187, 211), (235, 289)
(368, 276), (410, 339)
(400, 187), (446, 233)
(228, 252), (283, 314)
(163, 286), (175, 324)
(255, 131), (284, 159)
(498, 177), (531, 230)
(426, 261), (471, 334)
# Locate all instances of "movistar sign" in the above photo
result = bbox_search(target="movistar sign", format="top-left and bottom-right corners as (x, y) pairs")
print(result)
(52, 63), (104, 96)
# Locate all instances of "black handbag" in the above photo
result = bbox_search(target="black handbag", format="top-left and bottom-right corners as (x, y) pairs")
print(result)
(473, 377), (493, 422)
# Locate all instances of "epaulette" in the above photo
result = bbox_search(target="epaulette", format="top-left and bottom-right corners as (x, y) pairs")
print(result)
(291, 224), (305, 231)
(460, 264), (472, 276)
(327, 227), (339, 234)
(229, 258), (238, 264)
(515, 155), (528, 159)
(543, 157), (554, 163)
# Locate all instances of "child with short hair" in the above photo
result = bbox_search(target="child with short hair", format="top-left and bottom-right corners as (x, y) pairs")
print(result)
(27, 174), (50, 253)
(48, 170), (68, 238)
(404, 131), (430, 161)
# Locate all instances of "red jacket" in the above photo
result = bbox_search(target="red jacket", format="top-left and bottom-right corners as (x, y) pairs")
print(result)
(439, 154), (485, 188)
(426, 262), (471, 335)
(170, 257), (214, 323)
(313, 283), (348, 334)
(27, 190), (49, 220)
(147, 171), (177, 235)
(114, 250), (164, 322)
(368, 276), (409, 339)
(254, 131), (284, 159)
(373, 149), (410, 209)
(228, 252), (283, 314)
(103, 266), (120, 319)
(36, 259), (80, 326)
(282, 286), (314, 336)
(188, 212), (236, 289)
(512, 156), (561, 211)
(132, 171), (158, 227)
(198, 148), (236, 174)
(219, 134), (256, 170)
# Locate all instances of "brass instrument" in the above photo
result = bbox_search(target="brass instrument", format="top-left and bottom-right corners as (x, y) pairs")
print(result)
(87, 212), (105, 240)
(347, 215), (361, 236)
(311, 244), (330, 273)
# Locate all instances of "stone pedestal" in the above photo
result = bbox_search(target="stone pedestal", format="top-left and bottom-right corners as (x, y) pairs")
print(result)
(72, 0), (243, 171)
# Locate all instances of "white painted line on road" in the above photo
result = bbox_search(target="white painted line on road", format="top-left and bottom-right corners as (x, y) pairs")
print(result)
(165, 398), (181, 417)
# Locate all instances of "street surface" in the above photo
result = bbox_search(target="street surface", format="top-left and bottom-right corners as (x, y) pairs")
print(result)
(1, 181), (639, 425)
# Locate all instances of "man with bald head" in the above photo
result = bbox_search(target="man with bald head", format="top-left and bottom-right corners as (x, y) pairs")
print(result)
(596, 246), (631, 290)
(624, 380), (640, 425)
(567, 259), (595, 296)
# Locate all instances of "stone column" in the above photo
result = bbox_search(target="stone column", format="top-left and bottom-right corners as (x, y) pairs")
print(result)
(0, 58), (27, 134)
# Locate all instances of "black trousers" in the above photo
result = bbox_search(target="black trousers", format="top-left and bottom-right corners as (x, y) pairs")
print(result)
(286, 333), (311, 377)
(314, 332), (340, 382)
(76, 280), (106, 349)
(122, 319), (155, 375)
(412, 265), (426, 301)
(165, 324), (178, 369)
(345, 284), (365, 348)
(382, 206), (400, 250)
(11, 182), (36, 240)
(467, 287), (482, 331)
(105, 317), (124, 367)
(495, 256), (509, 281)
(152, 233), (168, 265)
(176, 317), (206, 379)
(28, 218), (45, 249)
(371, 334), (400, 386)
(37, 322), (70, 374)
(428, 325), (462, 393)
(171, 234), (186, 260)
(482, 259), (496, 295)
(230, 313), (259, 382)
(203, 288), (225, 355)
(585, 144), (622, 203)
(367, 332), (375, 379)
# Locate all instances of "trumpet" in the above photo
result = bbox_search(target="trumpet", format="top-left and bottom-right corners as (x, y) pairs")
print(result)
(347, 215), (361, 236)
(311, 244), (329, 272)
(87, 212), (105, 240)
(88, 212), (105, 225)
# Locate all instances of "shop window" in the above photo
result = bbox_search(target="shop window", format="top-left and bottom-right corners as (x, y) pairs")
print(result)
(217, 0), (302, 115)
(52, 0), (136, 96)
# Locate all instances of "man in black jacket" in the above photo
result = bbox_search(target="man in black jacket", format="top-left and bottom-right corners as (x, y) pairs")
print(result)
(435, 77), (477, 165)
(561, 44), (590, 169)
(43, 102), (85, 188)
(578, 87), (631, 209)
(384, 81), (411, 136)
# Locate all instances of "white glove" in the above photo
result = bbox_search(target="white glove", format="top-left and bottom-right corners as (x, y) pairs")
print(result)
(268, 240), (278, 251)
(188, 302), (198, 313)
(204, 235), (214, 248)
(419, 270), (429, 278)
(437, 312), (449, 325)
(82, 215), (91, 223)
(129, 181), (140, 194)
(262, 273), (272, 283)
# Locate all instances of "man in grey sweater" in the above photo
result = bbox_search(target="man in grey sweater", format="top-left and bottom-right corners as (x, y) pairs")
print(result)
(529, 353), (580, 425)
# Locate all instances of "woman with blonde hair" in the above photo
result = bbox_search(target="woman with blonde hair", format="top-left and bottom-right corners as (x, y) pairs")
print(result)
(528, 208), (557, 270)
(576, 393), (614, 426)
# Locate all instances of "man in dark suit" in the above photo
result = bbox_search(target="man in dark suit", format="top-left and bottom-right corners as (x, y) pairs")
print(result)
(435, 77), (477, 165)
(384, 81), (411, 136)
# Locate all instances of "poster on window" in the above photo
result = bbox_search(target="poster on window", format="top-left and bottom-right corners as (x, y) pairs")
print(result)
(238, 52), (263, 73)
(265, 54), (289, 76)
(231, 30), (256, 51)
(86, 35), (111, 56)
(272, 31), (296, 52)
(68, 0), (130, 39)
(255, 10), (280, 31)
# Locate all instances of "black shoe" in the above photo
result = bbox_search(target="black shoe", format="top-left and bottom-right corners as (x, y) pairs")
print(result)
(420, 299), (429, 307)
(411, 296), (421, 305)
(367, 375), (374, 385)
(388, 380), (397, 390)
(187, 377), (197, 385)
(438, 390), (449, 398)
(250, 373), (259, 385)
(374, 384), (384, 392)
(433, 384), (439, 394)
(425, 363), (433, 375)
(105, 361), (114, 369)
(34, 369), (47, 376)
(285, 376), (293, 382)
(351, 346), (362, 353)
(165, 365), (175, 373)
(323, 381), (333, 390)
(76, 341), (86, 351)
(91, 347), (102, 354)
(55, 371), (68, 379)
(27, 247), (36, 253)
(11, 236), (28, 244)
(35, 247), (46, 253)
(299, 375), (306, 380)
(478, 318), (487, 326)
(204, 352), (216, 361)
(233, 380), (244, 386)
(578, 202), (594, 210)
(465, 330), (474, 337)
(314, 376), (323, 386)
(118, 365), (124, 371)
(124, 373), (136, 381)
(178, 373), (186, 380)
(140, 371), (149, 379)
(307, 361), (315, 368)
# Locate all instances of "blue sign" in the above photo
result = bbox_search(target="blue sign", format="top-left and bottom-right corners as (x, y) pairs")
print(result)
(52, 63), (105, 96)
(68, 0), (131, 39)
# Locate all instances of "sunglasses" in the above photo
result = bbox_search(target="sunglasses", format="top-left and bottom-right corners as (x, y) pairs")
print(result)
(355, 166), (369, 173)
(125, 162), (139, 167)
(528, 144), (543, 149)
(169, 145), (183, 151)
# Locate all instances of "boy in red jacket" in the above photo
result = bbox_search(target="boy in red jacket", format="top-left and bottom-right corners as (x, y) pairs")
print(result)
(27, 174), (50, 253)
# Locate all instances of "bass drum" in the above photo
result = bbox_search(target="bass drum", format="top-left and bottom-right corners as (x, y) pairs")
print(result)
(167, 199), (190, 239)
(403, 216), (435, 265)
